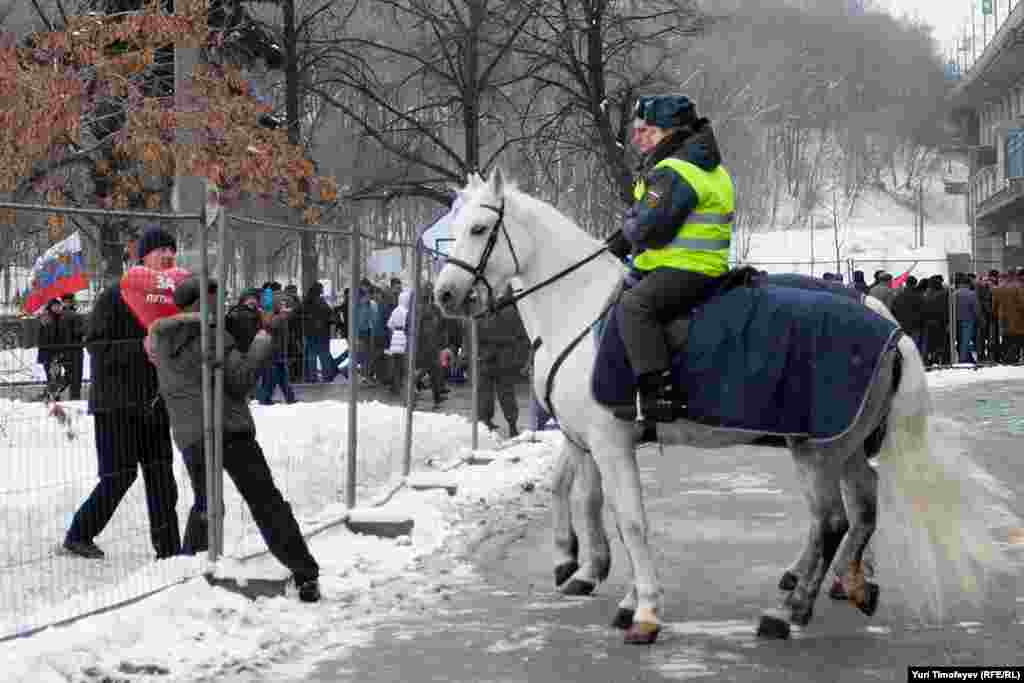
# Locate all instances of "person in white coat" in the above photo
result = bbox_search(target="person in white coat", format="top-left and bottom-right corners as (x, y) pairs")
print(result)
(385, 289), (412, 395)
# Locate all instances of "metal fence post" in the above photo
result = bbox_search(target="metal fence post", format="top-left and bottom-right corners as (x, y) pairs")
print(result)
(197, 206), (218, 563)
(211, 206), (227, 558)
(470, 317), (479, 451)
(401, 244), (423, 478)
(949, 283), (957, 366)
(345, 225), (359, 509)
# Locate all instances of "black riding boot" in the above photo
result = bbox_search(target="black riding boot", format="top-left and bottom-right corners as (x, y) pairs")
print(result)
(637, 369), (676, 423)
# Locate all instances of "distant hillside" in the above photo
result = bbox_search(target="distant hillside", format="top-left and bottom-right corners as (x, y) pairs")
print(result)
(738, 161), (970, 282)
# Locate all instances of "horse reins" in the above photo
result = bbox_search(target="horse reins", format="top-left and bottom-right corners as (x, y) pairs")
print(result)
(442, 201), (615, 450)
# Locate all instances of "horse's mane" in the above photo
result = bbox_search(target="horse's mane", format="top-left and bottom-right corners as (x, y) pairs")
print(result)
(501, 185), (603, 250)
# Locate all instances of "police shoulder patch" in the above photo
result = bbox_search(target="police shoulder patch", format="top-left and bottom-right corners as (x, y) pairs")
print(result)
(642, 174), (672, 210)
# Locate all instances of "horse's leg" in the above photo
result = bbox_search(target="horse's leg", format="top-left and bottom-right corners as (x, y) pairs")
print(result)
(779, 525), (821, 592)
(593, 437), (662, 644)
(760, 451), (847, 637)
(833, 449), (881, 616)
(561, 449), (612, 595)
(551, 443), (581, 587)
(787, 451), (849, 626)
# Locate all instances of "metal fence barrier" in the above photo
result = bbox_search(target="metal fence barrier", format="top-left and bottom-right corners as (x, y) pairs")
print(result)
(0, 201), (202, 641)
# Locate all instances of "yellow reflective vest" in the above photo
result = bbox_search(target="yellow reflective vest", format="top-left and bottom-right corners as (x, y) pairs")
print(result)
(631, 157), (734, 276)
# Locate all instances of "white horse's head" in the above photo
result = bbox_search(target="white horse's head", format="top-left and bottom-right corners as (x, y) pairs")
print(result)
(435, 168), (530, 317)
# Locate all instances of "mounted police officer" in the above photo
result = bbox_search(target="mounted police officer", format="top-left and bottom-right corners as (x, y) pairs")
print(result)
(605, 95), (735, 423)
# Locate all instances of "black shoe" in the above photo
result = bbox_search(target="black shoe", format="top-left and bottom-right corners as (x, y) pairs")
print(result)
(482, 420), (499, 432)
(62, 539), (105, 559)
(296, 576), (321, 603)
(508, 425), (519, 439)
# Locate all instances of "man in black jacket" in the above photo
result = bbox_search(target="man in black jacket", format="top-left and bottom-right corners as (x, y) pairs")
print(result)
(890, 276), (924, 351)
(475, 286), (530, 438)
(59, 293), (86, 400)
(61, 227), (182, 560)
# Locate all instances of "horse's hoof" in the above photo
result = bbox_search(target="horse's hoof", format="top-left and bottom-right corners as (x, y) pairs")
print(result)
(756, 613), (791, 639)
(611, 608), (635, 630)
(554, 560), (579, 588)
(856, 582), (880, 617)
(624, 622), (660, 644)
(778, 570), (799, 592)
(561, 579), (596, 596)
(828, 577), (847, 600)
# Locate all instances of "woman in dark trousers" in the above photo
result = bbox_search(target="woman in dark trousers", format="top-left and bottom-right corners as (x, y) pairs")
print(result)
(147, 276), (320, 602)
(62, 228), (181, 560)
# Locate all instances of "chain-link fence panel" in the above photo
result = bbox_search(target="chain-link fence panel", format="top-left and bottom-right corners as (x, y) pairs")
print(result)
(0, 202), (203, 642)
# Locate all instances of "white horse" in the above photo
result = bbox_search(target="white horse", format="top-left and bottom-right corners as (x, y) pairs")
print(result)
(434, 169), (1012, 644)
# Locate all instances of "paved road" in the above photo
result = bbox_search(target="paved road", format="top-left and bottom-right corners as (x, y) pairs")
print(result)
(306, 379), (1023, 682)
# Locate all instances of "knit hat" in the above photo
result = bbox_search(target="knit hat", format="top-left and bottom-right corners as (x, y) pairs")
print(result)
(173, 276), (218, 310)
(634, 95), (697, 130)
(137, 227), (177, 262)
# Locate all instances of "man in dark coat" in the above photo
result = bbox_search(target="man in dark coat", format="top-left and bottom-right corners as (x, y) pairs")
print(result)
(922, 275), (950, 366)
(890, 276), (924, 351)
(255, 292), (298, 405)
(147, 276), (320, 602)
(414, 283), (445, 408)
(475, 287), (530, 438)
(61, 227), (181, 560)
(37, 298), (70, 398)
(300, 282), (336, 383)
(59, 292), (86, 400)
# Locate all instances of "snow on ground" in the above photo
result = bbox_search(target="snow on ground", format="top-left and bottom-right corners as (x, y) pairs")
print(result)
(925, 364), (1024, 390)
(1, 335), (1021, 680)
(0, 388), (564, 682)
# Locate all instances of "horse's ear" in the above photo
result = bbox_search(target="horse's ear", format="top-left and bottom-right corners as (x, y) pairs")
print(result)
(488, 167), (504, 196)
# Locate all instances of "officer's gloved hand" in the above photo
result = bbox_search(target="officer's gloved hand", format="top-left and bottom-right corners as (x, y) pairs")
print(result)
(605, 229), (632, 260)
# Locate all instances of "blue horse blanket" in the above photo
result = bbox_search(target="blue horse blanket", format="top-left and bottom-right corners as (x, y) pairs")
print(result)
(592, 275), (901, 439)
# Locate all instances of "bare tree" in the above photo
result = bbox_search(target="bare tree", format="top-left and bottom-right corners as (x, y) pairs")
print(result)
(517, 0), (705, 223)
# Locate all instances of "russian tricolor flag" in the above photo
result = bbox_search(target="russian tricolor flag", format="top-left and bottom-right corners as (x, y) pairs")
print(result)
(23, 231), (89, 315)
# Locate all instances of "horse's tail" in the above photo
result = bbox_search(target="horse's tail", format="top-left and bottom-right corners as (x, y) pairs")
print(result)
(871, 333), (1016, 622)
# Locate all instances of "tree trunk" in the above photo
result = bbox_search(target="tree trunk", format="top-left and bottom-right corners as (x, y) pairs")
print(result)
(283, 0), (317, 292)
(101, 220), (126, 285)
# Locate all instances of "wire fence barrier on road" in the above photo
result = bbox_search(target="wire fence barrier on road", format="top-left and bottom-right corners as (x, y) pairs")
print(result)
(0, 202), (495, 642)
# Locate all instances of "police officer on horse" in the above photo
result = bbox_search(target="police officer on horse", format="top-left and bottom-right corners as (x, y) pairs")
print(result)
(605, 95), (735, 423)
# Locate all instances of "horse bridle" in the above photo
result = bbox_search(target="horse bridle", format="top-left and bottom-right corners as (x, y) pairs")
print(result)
(442, 199), (614, 451)
(443, 200), (611, 320)
(442, 202), (521, 314)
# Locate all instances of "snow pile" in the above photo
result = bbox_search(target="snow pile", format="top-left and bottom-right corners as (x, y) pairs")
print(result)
(0, 408), (563, 682)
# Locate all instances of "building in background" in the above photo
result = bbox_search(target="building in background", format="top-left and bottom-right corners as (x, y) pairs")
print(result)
(946, 1), (1024, 271)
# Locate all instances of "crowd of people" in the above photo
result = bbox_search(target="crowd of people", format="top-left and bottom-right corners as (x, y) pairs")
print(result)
(41, 227), (533, 598)
(835, 267), (1024, 368)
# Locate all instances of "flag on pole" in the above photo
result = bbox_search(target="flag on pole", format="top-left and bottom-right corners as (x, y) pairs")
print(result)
(891, 262), (919, 289)
(23, 231), (89, 314)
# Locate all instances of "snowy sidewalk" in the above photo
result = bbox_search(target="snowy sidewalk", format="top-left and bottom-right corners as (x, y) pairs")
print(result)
(1, 431), (563, 683)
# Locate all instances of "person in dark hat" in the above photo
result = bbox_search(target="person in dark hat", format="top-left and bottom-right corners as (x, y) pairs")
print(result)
(59, 292), (86, 399)
(147, 275), (320, 601)
(226, 287), (264, 354)
(602, 94), (734, 427)
(62, 227), (181, 560)
(37, 298), (66, 395)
